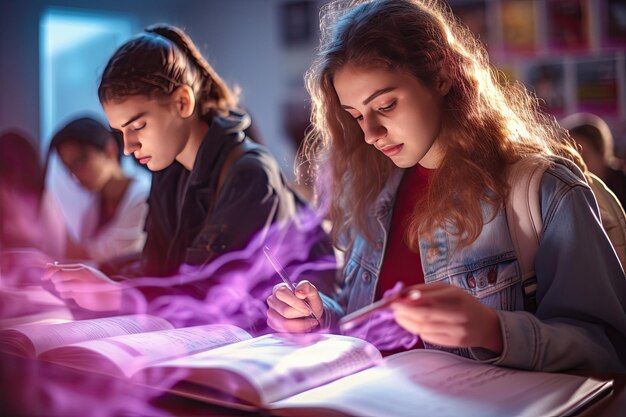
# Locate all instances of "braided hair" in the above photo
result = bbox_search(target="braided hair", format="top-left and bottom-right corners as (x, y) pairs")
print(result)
(98, 24), (237, 119)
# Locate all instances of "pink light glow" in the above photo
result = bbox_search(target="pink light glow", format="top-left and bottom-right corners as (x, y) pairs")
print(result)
(341, 283), (419, 351)
(1, 194), (417, 416)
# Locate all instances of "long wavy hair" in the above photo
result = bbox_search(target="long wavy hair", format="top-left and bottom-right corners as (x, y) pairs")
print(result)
(98, 24), (237, 120)
(303, 0), (581, 250)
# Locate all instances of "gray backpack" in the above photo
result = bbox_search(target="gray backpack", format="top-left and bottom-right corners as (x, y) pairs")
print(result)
(505, 155), (626, 312)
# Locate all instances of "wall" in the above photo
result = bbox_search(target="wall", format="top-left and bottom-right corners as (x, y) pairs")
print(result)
(0, 0), (173, 142)
(449, 0), (626, 153)
(182, 0), (320, 174)
(0, 0), (313, 175)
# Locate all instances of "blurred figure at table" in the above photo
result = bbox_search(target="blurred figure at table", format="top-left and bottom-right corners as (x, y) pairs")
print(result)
(46, 117), (150, 264)
(0, 130), (66, 261)
(560, 112), (626, 208)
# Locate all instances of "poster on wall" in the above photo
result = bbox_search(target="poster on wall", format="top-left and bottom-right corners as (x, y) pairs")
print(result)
(525, 61), (566, 116)
(602, 0), (626, 47)
(576, 57), (619, 115)
(500, 0), (536, 53)
(450, 0), (490, 47)
(278, 0), (316, 47)
(546, 0), (589, 51)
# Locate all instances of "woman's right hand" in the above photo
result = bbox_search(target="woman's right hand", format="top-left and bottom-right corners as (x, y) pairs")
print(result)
(266, 280), (323, 332)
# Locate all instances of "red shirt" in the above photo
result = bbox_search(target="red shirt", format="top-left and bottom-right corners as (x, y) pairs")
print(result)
(377, 165), (429, 298)
(378, 165), (430, 353)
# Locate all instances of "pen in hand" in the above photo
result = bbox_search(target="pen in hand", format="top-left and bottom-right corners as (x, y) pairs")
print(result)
(338, 286), (422, 333)
(263, 246), (322, 326)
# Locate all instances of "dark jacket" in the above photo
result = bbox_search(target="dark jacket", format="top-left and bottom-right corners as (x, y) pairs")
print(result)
(124, 111), (335, 304)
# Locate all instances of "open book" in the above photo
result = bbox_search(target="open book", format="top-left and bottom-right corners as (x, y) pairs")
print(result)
(0, 315), (614, 417)
(0, 315), (251, 377)
(0, 284), (73, 328)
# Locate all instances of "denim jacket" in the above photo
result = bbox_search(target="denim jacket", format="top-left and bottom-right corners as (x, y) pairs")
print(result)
(321, 159), (626, 372)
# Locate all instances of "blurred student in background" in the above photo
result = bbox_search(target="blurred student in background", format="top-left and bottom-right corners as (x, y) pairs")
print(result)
(559, 112), (626, 268)
(47, 117), (150, 264)
(0, 130), (65, 260)
(44, 24), (334, 320)
(560, 112), (626, 208)
(0, 130), (66, 301)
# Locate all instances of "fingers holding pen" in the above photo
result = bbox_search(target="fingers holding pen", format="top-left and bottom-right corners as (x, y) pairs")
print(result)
(390, 283), (503, 351)
(266, 281), (324, 333)
(294, 280), (323, 318)
(391, 284), (472, 323)
(267, 308), (319, 333)
(267, 283), (311, 318)
(394, 283), (470, 308)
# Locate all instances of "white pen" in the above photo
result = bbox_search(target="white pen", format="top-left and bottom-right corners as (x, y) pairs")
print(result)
(46, 261), (86, 271)
(338, 286), (422, 333)
(263, 246), (321, 326)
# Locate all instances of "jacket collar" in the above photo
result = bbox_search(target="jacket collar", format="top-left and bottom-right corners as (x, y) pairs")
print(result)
(187, 110), (251, 187)
(374, 168), (404, 217)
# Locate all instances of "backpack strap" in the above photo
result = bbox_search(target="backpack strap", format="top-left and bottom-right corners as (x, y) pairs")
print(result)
(587, 173), (626, 270)
(506, 156), (626, 312)
(505, 156), (549, 313)
(216, 140), (256, 197)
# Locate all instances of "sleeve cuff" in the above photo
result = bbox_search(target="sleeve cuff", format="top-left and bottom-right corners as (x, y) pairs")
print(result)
(470, 310), (540, 369)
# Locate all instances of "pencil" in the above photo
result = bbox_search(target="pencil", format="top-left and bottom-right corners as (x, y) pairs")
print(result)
(263, 246), (321, 326)
(339, 287), (420, 332)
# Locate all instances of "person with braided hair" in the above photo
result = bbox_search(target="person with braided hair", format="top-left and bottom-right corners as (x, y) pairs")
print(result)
(44, 24), (334, 321)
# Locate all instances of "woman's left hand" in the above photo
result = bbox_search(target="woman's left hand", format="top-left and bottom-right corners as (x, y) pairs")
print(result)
(391, 282), (503, 353)
(42, 263), (123, 312)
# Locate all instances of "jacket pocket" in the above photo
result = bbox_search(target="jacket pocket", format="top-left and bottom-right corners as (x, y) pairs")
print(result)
(439, 257), (522, 311)
(341, 258), (378, 314)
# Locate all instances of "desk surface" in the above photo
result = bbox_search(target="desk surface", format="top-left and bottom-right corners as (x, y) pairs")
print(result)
(1, 353), (624, 417)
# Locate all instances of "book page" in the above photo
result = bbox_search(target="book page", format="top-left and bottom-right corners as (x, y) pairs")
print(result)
(0, 285), (72, 326)
(39, 324), (252, 378)
(0, 285), (68, 308)
(153, 333), (382, 407)
(0, 309), (73, 328)
(0, 314), (172, 357)
(271, 350), (613, 417)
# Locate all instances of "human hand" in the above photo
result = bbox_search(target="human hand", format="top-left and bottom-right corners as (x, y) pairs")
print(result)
(391, 282), (503, 353)
(42, 262), (122, 312)
(266, 280), (323, 332)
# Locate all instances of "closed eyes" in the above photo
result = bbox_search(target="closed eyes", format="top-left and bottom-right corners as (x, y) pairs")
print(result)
(132, 122), (146, 131)
(350, 100), (396, 121)
(378, 100), (396, 112)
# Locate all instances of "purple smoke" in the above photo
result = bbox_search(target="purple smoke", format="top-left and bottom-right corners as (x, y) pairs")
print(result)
(341, 282), (419, 351)
(1, 190), (419, 416)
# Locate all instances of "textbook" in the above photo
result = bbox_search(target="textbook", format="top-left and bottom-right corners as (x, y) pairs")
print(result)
(0, 284), (73, 328)
(0, 315), (614, 417)
(0, 315), (251, 372)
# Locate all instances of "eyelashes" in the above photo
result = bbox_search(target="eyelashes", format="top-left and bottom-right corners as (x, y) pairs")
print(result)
(350, 100), (397, 121)
(379, 100), (396, 112)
